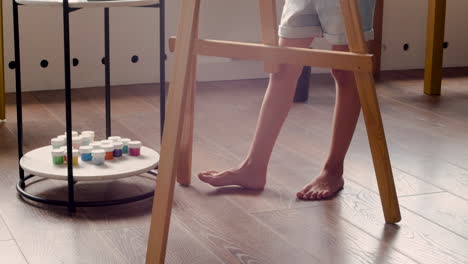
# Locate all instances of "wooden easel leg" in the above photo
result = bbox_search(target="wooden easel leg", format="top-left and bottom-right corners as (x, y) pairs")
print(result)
(353, 72), (401, 223)
(176, 5), (199, 186)
(370, 0), (384, 79)
(258, 0), (280, 73)
(176, 58), (196, 186)
(145, 1), (201, 263)
(424, 0), (446, 96)
(340, 0), (401, 223)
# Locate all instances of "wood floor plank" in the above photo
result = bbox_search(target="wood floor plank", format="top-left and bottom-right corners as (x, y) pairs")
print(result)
(5, 92), (54, 122)
(122, 83), (163, 110)
(195, 79), (443, 200)
(280, 114), (445, 198)
(4, 119), (65, 153)
(74, 85), (158, 118)
(99, 217), (224, 264)
(186, 80), (354, 213)
(388, 153), (468, 200)
(79, 180), (154, 231)
(199, 78), (468, 264)
(378, 70), (468, 125)
(30, 89), (94, 124)
(333, 182), (468, 264)
(0, 197), (128, 264)
(171, 185), (319, 264)
(0, 215), (12, 241)
(0, 123), (18, 170)
(0, 240), (28, 264)
(371, 93), (468, 172)
(400, 192), (468, 239)
(310, 72), (468, 146)
(112, 111), (161, 150)
(2, 68), (468, 264)
(191, 133), (326, 213)
(255, 206), (417, 264)
(289, 76), (467, 199)
(188, 102), (452, 263)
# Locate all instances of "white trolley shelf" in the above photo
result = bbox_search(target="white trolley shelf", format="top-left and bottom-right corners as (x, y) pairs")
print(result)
(13, 0), (166, 211)
(20, 146), (160, 181)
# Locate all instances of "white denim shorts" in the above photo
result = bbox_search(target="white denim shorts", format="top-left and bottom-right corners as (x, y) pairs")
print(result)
(279, 0), (375, 45)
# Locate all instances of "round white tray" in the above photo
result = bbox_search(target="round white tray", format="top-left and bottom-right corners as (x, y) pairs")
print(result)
(20, 145), (159, 181)
(16, 0), (158, 8)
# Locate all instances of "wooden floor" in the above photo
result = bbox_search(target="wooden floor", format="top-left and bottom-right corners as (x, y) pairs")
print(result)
(1, 68), (468, 264)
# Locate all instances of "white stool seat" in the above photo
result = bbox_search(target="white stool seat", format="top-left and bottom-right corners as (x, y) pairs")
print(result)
(16, 0), (158, 8)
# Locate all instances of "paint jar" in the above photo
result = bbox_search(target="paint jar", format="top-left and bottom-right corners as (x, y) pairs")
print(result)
(100, 140), (112, 145)
(52, 149), (64, 165)
(51, 137), (64, 149)
(81, 131), (95, 142)
(79, 146), (93, 162)
(108, 136), (121, 142)
(60, 146), (68, 162)
(102, 144), (114, 160)
(72, 149), (79, 166)
(58, 135), (67, 146)
(72, 136), (82, 149)
(113, 142), (123, 158)
(57, 135), (66, 146)
(89, 142), (102, 150)
(64, 131), (79, 138)
(119, 138), (131, 154)
(129, 141), (141, 156)
(92, 149), (105, 165)
(81, 134), (93, 146)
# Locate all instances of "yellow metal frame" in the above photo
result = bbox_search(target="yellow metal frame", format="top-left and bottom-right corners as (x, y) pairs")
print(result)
(0, 0), (5, 121)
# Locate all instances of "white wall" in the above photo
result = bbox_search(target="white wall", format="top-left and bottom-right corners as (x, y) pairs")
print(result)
(381, 0), (468, 70)
(3, 0), (468, 92)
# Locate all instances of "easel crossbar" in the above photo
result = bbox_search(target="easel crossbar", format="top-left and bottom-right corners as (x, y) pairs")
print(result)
(169, 37), (373, 72)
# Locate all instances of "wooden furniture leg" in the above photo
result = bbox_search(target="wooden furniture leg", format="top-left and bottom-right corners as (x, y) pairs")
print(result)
(0, 0), (6, 121)
(176, 59), (196, 186)
(424, 0), (446, 95)
(259, 0), (280, 73)
(371, 0), (384, 79)
(145, 0), (200, 263)
(176, 13), (199, 187)
(340, 0), (401, 223)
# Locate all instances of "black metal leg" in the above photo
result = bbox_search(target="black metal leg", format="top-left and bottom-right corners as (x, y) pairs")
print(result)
(294, 66), (310, 103)
(17, 174), (156, 207)
(15, 2), (164, 211)
(13, 0), (25, 189)
(105, 8), (111, 138)
(159, 0), (166, 139)
(63, 1), (75, 213)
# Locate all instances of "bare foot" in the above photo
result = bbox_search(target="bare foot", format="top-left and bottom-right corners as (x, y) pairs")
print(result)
(198, 166), (267, 190)
(297, 168), (344, 200)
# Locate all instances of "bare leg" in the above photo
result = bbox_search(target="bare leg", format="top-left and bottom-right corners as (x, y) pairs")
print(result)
(297, 44), (363, 200)
(199, 37), (314, 189)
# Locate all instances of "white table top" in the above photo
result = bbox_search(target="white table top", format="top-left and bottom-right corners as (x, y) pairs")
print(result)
(16, 0), (158, 8)
(20, 145), (160, 181)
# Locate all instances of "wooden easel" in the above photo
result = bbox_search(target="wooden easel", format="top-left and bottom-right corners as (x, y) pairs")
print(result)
(145, 0), (401, 263)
